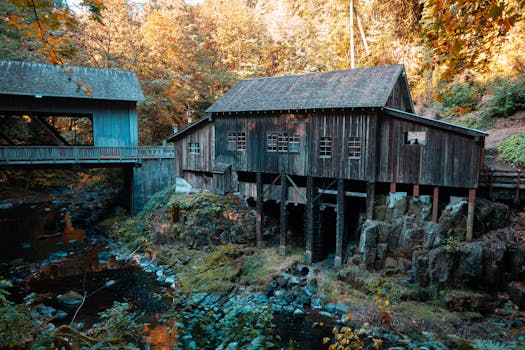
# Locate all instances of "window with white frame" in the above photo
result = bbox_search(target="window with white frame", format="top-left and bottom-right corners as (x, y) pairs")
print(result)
(266, 132), (300, 153)
(288, 133), (300, 153)
(277, 133), (289, 152)
(227, 132), (247, 151)
(267, 133), (278, 152)
(348, 136), (361, 158)
(320, 137), (332, 158)
(188, 142), (200, 154)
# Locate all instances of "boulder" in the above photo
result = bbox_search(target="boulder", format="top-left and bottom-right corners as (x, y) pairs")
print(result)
(439, 289), (489, 312)
(57, 290), (84, 306)
(411, 250), (429, 285)
(439, 200), (468, 238)
(481, 240), (506, 286)
(456, 242), (484, 284)
(429, 247), (454, 285)
(422, 222), (444, 249)
(385, 192), (408, 221)
(408, 195), (432, 223)
(509, 281), (525, 308)
(474, 198), (511, 234)
(359, 220), (378, 268)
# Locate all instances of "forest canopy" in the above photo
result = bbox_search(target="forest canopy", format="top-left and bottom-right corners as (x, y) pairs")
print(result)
(1, 0), (524, 144)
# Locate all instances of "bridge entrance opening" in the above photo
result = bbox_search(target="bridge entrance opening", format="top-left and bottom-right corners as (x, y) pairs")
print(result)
(0, 112), (93, 146)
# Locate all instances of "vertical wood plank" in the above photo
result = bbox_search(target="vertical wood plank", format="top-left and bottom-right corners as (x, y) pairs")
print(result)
(335, 177), (344, 267)
(256, 172), (264, 248)
(280, 174), (288, 255)
(466, 188), (476, 241)
(305, 176), (314, 264)
(432, 186), (439, 223)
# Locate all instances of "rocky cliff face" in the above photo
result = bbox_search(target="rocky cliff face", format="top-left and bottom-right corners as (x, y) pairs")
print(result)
(357, 194), (523, 293)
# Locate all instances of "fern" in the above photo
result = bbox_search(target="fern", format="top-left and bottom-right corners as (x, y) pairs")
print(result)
(473, 339), (510, 350)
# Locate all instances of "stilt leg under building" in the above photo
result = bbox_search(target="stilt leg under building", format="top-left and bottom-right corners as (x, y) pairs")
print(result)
(305, 176), (314, 264)
(466, 188), (476, 241)
(366, 182), (375, 220)
(335, 178), (344, 267)
(256, 172), (263, 248)
(279, 174), (287, 255)
(432, 186), (439, 223)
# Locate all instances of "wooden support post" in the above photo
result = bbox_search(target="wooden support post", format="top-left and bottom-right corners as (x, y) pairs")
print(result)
(366, 182), (375, 219)
(390, 182), (396, 193)
(466, 188), (476, 241)
(488, 169), (494, 200)
(256, 172), (264, 248)
(123, 166), (134, 215)
(432, 186), (439, 223)
(335, 178), (344, 267)
(279, 174), (287, 255)
(305, 176), (314, 264)
(413, 184), (420, 198)
(515, 171), (521, 205)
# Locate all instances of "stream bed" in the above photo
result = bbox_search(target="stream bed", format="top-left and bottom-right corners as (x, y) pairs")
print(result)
(0, 199), (335, 349)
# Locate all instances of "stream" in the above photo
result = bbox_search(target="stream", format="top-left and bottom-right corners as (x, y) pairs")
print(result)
(0, 198), (334, 349)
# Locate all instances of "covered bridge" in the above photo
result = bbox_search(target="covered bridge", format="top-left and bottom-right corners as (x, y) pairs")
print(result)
(168, 64), (487, 265)
(0, 61), (175, 213)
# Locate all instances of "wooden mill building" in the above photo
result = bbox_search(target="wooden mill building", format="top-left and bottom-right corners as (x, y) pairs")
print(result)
(168, 65), (487, 265)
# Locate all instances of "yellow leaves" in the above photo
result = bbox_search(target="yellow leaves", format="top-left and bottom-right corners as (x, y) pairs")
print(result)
(322, 337), (330, 344)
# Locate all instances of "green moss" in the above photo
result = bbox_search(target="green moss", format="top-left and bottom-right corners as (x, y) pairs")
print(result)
(177, 244), (248, 293)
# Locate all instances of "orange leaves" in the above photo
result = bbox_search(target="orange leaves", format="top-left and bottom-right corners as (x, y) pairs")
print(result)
(421, 0), (525, 80)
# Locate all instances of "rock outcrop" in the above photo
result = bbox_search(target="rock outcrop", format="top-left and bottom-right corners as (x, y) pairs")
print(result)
(356, 194), (523, 289)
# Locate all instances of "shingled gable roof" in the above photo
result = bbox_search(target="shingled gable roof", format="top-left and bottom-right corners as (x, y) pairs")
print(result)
(0, 61), (144, 102)
(206, 64), (409, 114)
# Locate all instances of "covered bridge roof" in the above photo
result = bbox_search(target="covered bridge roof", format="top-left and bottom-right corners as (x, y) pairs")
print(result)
(206, 64), (409, 113)
(0, 61), (144, 102)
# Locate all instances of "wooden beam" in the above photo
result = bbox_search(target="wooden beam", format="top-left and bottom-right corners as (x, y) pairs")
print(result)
(280, 174), (288, 255)
(432, 186), (439, 223)
(305, 176), (314, 264)
(256, 172), (263, 248)
(466, 188), (476, 241)
(366, 182), (375, 219)
(413, 184), (420, 198)
(390, 182), (396, 193)
(335, 178), (344, 267)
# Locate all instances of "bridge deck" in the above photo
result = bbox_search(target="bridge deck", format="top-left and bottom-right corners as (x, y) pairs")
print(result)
(0, 146), (174, 167)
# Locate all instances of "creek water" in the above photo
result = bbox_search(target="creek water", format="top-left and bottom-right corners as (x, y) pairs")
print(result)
(0, 201), (333, 349)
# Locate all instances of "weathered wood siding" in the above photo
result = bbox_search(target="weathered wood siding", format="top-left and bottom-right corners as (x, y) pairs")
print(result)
(376, 114), (482, 188)
(214, 111), (376, 180)
(173, 122), (214, 176)
(385, 75), (413, 113)
(0, 95), (138, 147)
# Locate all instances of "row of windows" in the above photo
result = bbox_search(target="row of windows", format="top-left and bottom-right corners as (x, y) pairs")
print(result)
(189, 130), (426, 157)
(266, 132), (300, 153)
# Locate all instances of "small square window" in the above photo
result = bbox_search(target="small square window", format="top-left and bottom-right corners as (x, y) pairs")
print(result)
(188, 142), (200, 155)
(278, 133), (289, 152)
(320, 137), (332, 158)
(348, 136), (361, 158)
(288, 133), (300, 153)
(227, 132), (247, 151)
(227, 132), (237, 151)
(236, 132), (246, 151)
(405, 131), (426, 145)
(267, 133), (278, 152)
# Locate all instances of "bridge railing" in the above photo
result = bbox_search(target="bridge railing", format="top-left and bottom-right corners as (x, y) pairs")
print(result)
(0, 146), (175, 163)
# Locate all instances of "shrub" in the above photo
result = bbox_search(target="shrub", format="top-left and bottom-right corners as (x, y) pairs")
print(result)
(437, 81), (484, 116)
(485, 76), (525, 118)
(498, 133), (525, 167)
